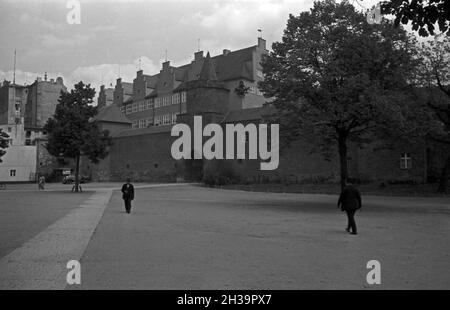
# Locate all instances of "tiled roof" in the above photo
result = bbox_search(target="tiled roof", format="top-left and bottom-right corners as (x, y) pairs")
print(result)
(212, 46), (255, 81)
(95, 104), (132, 124)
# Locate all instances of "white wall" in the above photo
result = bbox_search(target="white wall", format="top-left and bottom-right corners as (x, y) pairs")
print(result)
(0, 145), (37, 182)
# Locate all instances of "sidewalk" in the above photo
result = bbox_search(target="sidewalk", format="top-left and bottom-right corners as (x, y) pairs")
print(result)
(0, 183), (192, 289)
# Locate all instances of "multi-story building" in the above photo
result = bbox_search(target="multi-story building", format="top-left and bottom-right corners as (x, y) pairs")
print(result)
(25, 76), (66, 131)
(0, 76), (66, 182)
(90, 37), (443, 184)
(97, 37), (268, 130)
(97, 85), (114, 109)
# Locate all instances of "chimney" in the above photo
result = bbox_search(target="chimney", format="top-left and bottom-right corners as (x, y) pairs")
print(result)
(258, 37), (266, 50)
(116, 77), (122, 85)
(50, 78), (54, 83)
(223, 49), (231, 56)
(56, 77), (63, 84)
(194, 51), (204, 62)
(37, 77), (42, 82)
(100, 85), (105, 91)
(137, 69), (143, 76)
(162, 60), (170, 71)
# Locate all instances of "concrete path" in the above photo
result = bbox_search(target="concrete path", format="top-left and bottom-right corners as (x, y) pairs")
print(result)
(0, 183), (190, 289)
(0, 190), (112, 289)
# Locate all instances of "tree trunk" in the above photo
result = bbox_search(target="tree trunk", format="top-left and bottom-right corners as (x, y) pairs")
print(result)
(437, 155), (450, 194)
(74, 155), (80, 193)
(338, 134), (348, 192)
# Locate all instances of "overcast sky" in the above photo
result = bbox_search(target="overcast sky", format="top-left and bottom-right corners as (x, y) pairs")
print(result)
(0, 0), (380, 92)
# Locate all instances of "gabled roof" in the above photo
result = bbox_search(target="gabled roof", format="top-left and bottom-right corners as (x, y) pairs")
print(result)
(212, 46), (256, 81)
(95, 104), (132, 124)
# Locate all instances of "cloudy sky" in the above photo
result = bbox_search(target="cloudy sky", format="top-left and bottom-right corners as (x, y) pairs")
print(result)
(0, 0), (380, 93)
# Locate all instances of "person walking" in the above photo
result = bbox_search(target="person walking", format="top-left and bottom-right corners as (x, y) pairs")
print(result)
(338, 181), (362, 235)
(38, 175), (46, 190)
(121, 178), (135, 214)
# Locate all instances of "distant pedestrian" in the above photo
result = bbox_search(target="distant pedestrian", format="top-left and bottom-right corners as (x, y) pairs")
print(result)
(121, 178), (135, 214)
(38, 176), (46, 190)
(338, 181), (362, 235)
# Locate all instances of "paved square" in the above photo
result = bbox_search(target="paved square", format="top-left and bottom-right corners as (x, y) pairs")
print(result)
(72, 185), (450, 289)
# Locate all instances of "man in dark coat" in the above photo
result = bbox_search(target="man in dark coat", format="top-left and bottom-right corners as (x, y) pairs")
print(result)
(121, 178), (135, 214)
(337, 181), (362, 235)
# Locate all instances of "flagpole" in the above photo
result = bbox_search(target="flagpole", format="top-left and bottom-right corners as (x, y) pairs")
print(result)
(13, 49), (16, 85)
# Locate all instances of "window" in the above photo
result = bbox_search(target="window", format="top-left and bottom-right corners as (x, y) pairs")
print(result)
(132, 103), (138, 113)
(162, 96), (171, 107)
(125, 104), (132, 115)
(147, 98), (154, 109)
(155, 97), (162, 108)
(139, 119), (146, 128)
(146, 117), (153, 127)
(181, 101), (187, 114)
(171, 113), (178, 124)
(139, 101), (144, 112)
(10, 170), (16, 177)
(400, 153), (412, 169)
(154, 115), (161, 126)
(173, 93), (180, 105)
(181, 91), (187, 103)
(120, 106), (125, 114)
(162, 114), (170, 125)
(132, 120), (138, 128)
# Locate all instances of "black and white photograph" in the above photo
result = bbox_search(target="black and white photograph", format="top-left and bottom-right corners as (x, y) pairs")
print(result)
(0, 0), (449, 294)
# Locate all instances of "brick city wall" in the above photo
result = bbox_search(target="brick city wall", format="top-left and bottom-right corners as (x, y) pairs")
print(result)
(89, 125), (430, 184)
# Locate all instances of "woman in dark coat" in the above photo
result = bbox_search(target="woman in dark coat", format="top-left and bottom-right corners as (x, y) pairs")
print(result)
(338, 182), (362, 235)
(121, 178), (135, 214)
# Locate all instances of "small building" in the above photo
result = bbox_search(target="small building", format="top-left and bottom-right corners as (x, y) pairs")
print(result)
(0, 76), (66, 182)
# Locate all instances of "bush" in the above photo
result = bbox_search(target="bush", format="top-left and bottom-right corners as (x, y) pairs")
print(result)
(202, 160), (241, 186)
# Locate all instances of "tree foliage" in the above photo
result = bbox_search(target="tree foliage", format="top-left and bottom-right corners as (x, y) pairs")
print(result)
(259, 0), (420, 189)
(382, 0), (450, 36)
(419, 36), (450, 192)
(44, 81), (112, 191)
(0, 129), (9, 163)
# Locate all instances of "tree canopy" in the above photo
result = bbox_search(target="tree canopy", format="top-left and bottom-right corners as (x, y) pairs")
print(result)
(382, 0), (450, 36)
(259, 0), (420, 189)
(0, 129), (9, 163)
(418, 36), (450, 192)
(44, 81), (112, 191)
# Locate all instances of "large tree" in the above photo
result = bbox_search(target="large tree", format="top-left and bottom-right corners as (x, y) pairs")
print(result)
(0, 129), (9, 163)
(419, 36), (450, 193)
(44, 81), (112, 192)
(259, 0), (420, 190)
(382, 0), (450, 37)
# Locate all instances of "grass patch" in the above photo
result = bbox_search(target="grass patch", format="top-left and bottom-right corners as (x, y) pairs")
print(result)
(217, 182), (448, 197)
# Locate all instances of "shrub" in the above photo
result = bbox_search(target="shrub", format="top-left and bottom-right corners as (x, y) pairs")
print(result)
(202, 160), (241, 186)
